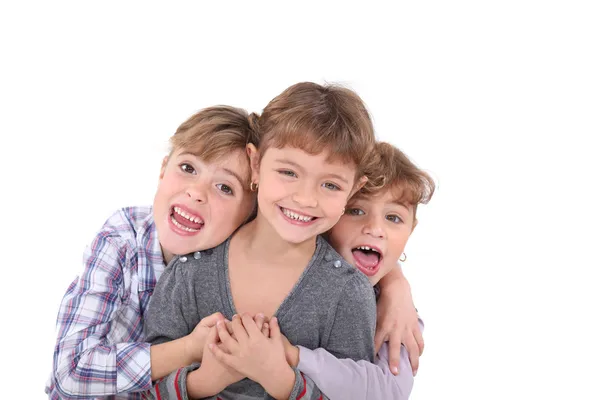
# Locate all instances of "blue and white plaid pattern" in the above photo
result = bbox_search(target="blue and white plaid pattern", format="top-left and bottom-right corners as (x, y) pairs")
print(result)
(46, 206), (165, 399)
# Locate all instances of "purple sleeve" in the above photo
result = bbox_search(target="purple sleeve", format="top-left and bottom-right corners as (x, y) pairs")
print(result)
(297, 319), (424, 400)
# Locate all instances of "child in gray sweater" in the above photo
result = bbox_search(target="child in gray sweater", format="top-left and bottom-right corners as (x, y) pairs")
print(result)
(144, 81), (379, 399)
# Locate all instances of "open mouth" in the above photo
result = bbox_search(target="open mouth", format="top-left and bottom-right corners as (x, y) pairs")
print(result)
(170, 206), (204, 233)
(351, 245), (382, 276)
(279, 206), (317, 224)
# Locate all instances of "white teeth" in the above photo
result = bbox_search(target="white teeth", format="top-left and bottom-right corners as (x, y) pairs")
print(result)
(282, 208), (313, 222)
(171, 215), (201, 232)
(174, 207), (203, 224)
(356, 245), (380, 254)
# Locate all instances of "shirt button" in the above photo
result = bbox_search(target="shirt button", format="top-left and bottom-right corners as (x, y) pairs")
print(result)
(334, 260), (341, 268)
(193, 251), (201, 260)
(180, 256), (188, 263)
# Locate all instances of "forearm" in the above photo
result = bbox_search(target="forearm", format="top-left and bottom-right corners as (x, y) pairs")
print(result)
(265, 367), (326, 400)
(262, 366), (296, 400)
(378, 263), (409, 291)
(150, 336), (195, 381)
(53, 341), (152, 397)
(144, 363), (198, 400)
(297, 345), (412, 400)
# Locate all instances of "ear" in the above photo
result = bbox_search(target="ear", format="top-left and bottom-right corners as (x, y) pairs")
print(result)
(159, 156), (169, 180)
(349, 175), (368, 198)
(246, 143), (261, 183)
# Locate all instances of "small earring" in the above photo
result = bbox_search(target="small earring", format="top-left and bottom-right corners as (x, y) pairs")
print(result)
(249, 182), (258, 192)
(341, 207), (346, 216)
(399, 253), (407, 262)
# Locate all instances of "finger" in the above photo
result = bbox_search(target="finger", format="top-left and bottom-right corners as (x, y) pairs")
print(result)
(217, 342), (232, 354)
(387, 331), (402, 375)
(231, 314), (249, 344)
(200, 312), (225, 327)
(414, 327), (425, 356)
(253, 313), (265, 330)
(216, 320), (239, 352)
(209, 341), (237, 369)
(241, 313), (262, 338)
(405, 335), (420, 376)
(261, 322), (270, 338)
(224, 320), (235, 336)
(269, 317), (281, 340)
(206, 325), (219, 344)
(374, 328), (387, 354)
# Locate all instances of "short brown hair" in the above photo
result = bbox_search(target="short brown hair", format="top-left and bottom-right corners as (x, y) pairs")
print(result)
(170, 105), (259, 163)
(361, 142), (435, 224)
(250, 82), (376, 180)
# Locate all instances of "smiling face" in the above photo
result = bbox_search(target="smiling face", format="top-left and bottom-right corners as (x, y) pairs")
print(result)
(328, 188), (415, 285)
(153, 148), (255, 263)
(250, 145), (361, 245)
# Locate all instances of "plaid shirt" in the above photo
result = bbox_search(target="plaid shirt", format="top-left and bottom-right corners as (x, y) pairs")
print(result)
(46, 206), (165, 399)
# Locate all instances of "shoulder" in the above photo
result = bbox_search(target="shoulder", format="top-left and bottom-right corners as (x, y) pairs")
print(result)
(317, 237), (374, 293)
(163, 238), (228, 277)
(82, 206), (156, 273)
(92, 206), (154, 250)
(312, 237), (375, 310)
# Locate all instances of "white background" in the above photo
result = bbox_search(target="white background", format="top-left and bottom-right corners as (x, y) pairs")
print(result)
(1, 1), (599, 399)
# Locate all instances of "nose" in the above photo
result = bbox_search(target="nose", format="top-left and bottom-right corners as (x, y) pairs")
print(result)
(362, 214), (385, 239)
(186, 183), (208, 203)
(292, 182), (318, 208)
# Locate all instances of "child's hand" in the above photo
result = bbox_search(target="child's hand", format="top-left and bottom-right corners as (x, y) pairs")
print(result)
(375, 276), (423, 376)
(280, 332), (299, 367)
(187, 325), (244, 398)
(184, 312), (225, 362)
(209, 314), (295, 399)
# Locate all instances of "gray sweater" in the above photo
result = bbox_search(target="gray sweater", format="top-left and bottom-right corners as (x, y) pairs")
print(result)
(144, 235), (376, 399)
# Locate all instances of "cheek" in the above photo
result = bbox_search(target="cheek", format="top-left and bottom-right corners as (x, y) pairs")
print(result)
(388, 231), (411, 258)
(322, 194), (347, 216)
(211, 196), (251, 227)
(157, 172), (181, 195)
(328, 220), (351, 246)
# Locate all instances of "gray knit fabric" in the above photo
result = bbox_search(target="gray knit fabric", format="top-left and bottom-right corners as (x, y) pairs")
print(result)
(144, 235), (376, 399)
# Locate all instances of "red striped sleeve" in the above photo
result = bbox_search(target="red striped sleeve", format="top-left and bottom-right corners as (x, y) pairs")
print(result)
(296, 374), (307, 399)
(174, 369), (182, 400)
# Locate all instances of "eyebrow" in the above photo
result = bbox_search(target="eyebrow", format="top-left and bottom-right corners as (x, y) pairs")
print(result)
(274, 158), (350, 185)
(391, 200), (411, 211)
(221, 168), (246, 188)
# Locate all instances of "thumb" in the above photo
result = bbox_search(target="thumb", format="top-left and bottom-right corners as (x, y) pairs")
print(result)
(206, 326), (219, 345)
(200, 312), (224, 327)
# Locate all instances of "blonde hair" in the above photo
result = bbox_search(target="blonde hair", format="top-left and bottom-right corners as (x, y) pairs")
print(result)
(249, 82), (376, 180)
(170, 105), (259, 163)
(361, 142), (435, 224)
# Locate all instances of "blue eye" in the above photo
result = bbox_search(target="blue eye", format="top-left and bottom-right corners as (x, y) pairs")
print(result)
(347, 208), (365, 216)
(278, 170), (297, 178)
(216, 184), (234, 195)
(180, 163), (196, 174)
(386, 214), (403, 224)
(323, 182), (341, 191)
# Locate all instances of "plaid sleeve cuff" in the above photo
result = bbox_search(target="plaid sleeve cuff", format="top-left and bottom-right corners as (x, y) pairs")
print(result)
(115, 342), (152, 393)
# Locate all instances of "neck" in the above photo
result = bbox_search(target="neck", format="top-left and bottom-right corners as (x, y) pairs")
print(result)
(161, 247), (174, 265)
(235, 209), (317, 265)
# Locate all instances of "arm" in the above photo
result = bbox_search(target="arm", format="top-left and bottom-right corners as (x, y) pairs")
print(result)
(295, 318), (424, 400)
(50, 233), (153, 398)
(376, 263), (424, 375)
(142, 364), (199, 400)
